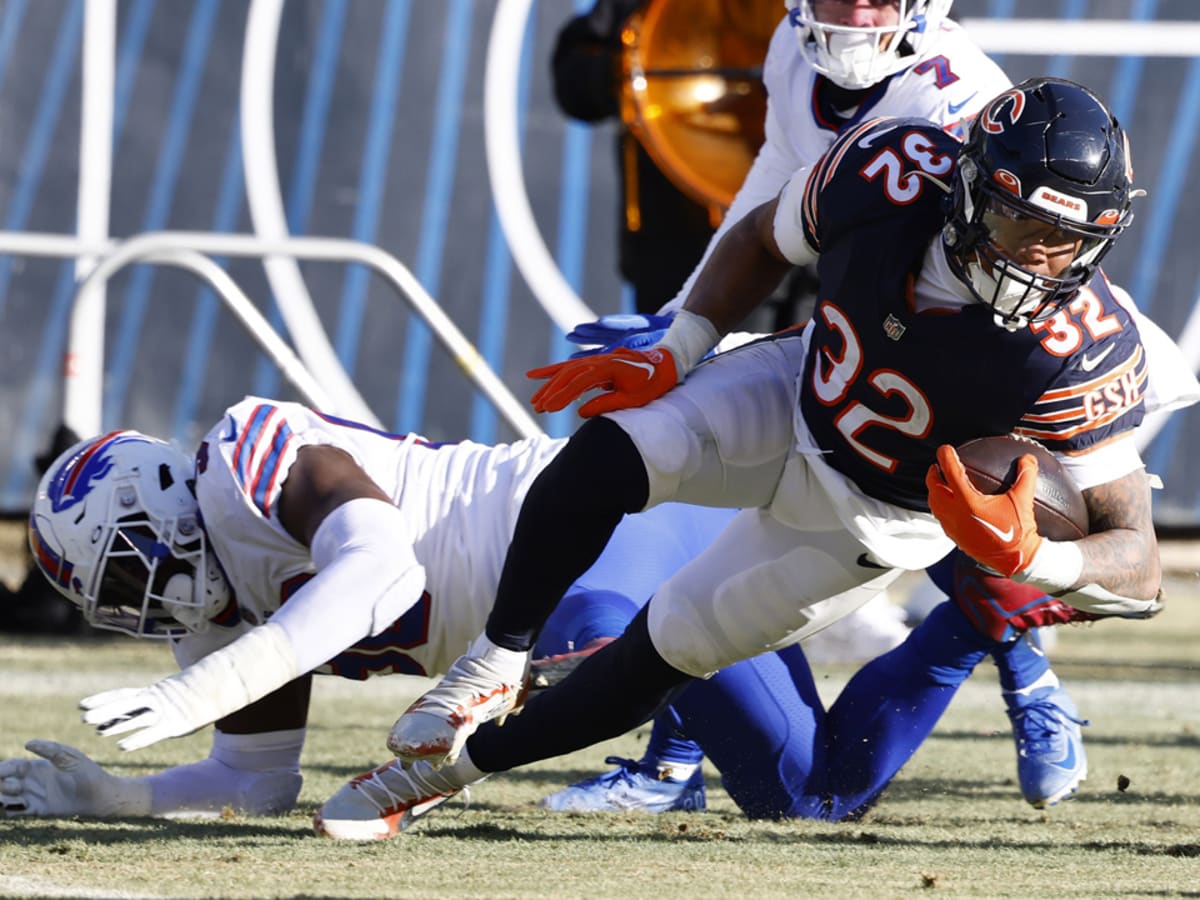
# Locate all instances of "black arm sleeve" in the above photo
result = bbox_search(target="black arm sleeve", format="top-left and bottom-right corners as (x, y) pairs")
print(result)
(485, 416), (649, 651)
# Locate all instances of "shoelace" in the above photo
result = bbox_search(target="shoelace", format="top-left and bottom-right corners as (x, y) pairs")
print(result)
(413, 655), (526, 716)
(596, 756), (648, 787)
(1013, 700), (1089, 756)
(354, 761), (470, 816)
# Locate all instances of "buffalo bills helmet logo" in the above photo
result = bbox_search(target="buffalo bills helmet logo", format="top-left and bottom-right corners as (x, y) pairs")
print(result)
(44, 430), (137, 513)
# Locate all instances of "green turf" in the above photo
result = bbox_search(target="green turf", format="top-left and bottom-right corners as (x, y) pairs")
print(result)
(1, 574), (1197, 899)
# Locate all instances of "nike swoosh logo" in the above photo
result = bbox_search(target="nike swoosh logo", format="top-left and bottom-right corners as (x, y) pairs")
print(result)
(947, 92), (978, 115)
(222, 415), (237, 441)
(856, 553), (888, 570)
(1050, 738), (1077, 772)
(972, 515), (1015, 542)
(1079, 344), (1115, 372)
(614, 358), (656, 379)
(857, 125), (895, 149)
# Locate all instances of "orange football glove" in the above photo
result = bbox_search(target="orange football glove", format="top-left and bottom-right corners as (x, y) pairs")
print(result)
(925, 444), (1043, 577)
(528, 346), (678, 418)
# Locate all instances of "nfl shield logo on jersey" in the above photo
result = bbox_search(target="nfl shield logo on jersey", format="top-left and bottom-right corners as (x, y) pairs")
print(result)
(883, 314), (906, 341)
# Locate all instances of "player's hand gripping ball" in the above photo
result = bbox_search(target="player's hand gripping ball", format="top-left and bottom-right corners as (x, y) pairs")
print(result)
(926, 436), (1087, 576)
(953, 436), (1088, 541)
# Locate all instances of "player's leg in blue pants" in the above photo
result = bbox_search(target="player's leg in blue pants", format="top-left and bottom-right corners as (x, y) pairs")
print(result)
(671, 599), (991, 820)
(536, 508), (1083, 814)
(926, 553), (1088, 807)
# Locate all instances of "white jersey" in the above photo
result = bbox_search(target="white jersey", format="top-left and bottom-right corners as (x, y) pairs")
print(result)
(180, 397), (565, 677)
(662, 17), (1009, 312)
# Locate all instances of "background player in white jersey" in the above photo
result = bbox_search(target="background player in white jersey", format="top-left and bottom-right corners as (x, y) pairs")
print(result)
(4, 399), (1065, 827)
(546, 0), (1123, 814)
(340, 79), (1177, 842)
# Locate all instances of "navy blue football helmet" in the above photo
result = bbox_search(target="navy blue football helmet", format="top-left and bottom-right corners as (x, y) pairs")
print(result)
(943, 78), (1138, 329)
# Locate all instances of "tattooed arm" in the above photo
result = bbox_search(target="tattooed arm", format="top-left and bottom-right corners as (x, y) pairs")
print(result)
(1077, 468), (1162, 601)
(1012, 467), (1163, 617)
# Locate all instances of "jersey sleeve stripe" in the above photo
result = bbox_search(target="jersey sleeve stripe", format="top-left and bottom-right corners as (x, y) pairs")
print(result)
(1016, 372), (1147, 442)
(803, 117), (889, 248)
(1034, 346), (1144, 402)
(231, 402), (295, 517)
(248, 418), (295, 518)
(232, 403), (275, 486)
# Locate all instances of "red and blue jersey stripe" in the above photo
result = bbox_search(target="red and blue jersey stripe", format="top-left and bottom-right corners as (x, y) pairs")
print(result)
(231, 404), (295, 518)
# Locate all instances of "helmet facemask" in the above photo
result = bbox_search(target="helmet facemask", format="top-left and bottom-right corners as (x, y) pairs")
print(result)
(88, 503), (226, 638)
(788, 0), (953, 90)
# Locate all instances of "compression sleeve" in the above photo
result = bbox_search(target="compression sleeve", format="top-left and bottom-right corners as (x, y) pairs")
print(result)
(270, 497), (428, 675)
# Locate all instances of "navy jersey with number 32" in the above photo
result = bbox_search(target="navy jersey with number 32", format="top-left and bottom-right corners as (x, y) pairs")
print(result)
(793, 117), (1146, 509)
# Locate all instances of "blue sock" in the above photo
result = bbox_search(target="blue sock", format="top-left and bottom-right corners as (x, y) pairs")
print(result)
(991, 629), (1053, 693)
(642, 707), (704, 771)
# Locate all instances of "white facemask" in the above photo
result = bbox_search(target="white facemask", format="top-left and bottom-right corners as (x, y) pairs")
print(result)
(824, 31), (885, 90)
(965, 260), (1047, 332)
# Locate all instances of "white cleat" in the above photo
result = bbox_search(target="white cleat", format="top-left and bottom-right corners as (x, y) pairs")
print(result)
(388, 637), (530, 768)
(313, 758), (479, 841)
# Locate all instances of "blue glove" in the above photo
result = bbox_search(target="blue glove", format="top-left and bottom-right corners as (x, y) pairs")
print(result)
(565, 313), (676, 358)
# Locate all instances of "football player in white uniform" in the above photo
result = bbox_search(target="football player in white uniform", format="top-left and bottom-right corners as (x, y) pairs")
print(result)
(1, 401), (732, 820)
(547, 0), (1198, 815)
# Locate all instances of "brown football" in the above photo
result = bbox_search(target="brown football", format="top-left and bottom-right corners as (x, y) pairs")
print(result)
(954, 435), (1089, 541)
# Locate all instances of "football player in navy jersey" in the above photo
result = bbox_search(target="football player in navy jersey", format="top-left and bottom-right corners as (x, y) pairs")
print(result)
(347, 79), (1172, 840)
(542, 0), (1181, 817)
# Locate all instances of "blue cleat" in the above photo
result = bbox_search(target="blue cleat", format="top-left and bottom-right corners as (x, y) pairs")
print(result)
(1005, 673), (1089, 808)
(539, 756), (706, 813)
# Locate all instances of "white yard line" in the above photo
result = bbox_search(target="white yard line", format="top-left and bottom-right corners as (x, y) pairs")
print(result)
(0, 874), (156, 899)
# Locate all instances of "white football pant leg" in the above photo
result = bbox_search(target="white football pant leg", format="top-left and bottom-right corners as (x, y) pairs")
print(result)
(646, 465), (901, 678)
(606, 334), (807, 510)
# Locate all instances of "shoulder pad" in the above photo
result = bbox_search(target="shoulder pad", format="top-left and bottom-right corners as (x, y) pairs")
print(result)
(801, 117), (957, 252)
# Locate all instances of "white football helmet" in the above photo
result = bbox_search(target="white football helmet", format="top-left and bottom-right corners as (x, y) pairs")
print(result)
(787, 0), (954, 90)
(29, 431), (231, 638)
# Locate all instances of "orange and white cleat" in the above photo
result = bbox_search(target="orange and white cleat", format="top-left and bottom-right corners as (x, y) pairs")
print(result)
(313, 758), (479, 841)
(387, 635), (530, 768)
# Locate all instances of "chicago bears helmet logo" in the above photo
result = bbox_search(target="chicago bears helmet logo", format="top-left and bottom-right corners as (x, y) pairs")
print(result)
(980, 89), (1026, 134)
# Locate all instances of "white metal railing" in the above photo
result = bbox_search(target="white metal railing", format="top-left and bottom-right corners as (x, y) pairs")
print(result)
(0, 230), (544, 442)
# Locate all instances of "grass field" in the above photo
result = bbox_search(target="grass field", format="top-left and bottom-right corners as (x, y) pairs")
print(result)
(1, 571), (1198, 899)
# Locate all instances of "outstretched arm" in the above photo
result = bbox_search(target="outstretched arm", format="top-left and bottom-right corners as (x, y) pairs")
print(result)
(78, 446), (427, 752)
(3, 679), (310, 819)
(529, 194), (798, 416)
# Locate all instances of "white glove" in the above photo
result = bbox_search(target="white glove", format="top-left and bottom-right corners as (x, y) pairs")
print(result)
(80, 682), (207, 752)
(0, 740), (151, 817)
(80, 622), (300, 752)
